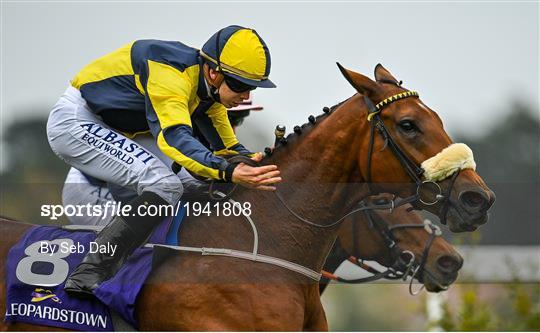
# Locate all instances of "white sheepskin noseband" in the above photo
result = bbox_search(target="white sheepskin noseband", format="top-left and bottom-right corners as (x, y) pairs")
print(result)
(420, 143), (476, 182)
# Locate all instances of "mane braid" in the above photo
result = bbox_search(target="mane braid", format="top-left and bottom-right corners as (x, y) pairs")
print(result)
(263, 97), (351, 159)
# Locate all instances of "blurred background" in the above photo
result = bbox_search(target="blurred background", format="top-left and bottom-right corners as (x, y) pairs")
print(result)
(1, 1), (538, 331)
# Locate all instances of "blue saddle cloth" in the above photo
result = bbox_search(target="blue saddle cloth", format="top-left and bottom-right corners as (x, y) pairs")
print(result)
(4, 207), (185, 331)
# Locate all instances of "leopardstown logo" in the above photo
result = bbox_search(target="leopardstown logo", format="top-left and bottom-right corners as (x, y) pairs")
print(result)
(31, 288), (62, 304)
(6, 239), (110, 330)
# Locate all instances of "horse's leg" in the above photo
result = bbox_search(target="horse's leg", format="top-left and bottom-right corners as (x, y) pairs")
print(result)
(0, 220), (63, 332)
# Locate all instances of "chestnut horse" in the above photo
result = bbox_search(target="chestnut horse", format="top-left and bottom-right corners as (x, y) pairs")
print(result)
(0, 196), (461, 331)
(320, 194), (463, 295)
(1, 64), (493, 330)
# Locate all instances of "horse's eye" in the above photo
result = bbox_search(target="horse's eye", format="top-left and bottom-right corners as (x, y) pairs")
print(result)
(398, 120), (417, 133)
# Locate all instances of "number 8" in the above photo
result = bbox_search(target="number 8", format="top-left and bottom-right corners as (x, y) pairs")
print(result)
(15, 239), (73, 287)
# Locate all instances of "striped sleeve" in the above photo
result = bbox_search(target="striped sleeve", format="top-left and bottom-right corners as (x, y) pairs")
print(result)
(144, 60), (229, 180)
(205, 103), (254, 157)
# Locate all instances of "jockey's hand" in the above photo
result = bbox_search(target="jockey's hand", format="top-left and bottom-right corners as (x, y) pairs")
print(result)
(232, 152), (281, 191)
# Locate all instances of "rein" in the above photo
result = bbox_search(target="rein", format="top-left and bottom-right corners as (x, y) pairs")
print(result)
(266, 89), (459, 229)
(321, 210), (444, 295)
(210, 155), (420, 229)
(147, 192), (322, 282)
(268, 90), (459, 228)
(209, 87), (459, 228)
(194, 88), (461, 282)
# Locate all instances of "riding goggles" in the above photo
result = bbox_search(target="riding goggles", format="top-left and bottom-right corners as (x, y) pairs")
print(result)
(224, 75), (257, 93)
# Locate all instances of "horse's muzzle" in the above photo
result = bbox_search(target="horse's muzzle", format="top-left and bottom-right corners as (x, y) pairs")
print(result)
(458, 188), (496, 216)
(422, 253), (462, 292)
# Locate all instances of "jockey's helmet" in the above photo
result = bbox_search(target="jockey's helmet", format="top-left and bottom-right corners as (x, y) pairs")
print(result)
(201, 25), (276, 90)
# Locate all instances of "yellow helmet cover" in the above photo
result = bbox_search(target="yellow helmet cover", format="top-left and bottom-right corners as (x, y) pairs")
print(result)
(201, 25), (276, 88)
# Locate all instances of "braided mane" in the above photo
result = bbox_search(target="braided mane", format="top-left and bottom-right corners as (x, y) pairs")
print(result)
(264, 97), (352, 157)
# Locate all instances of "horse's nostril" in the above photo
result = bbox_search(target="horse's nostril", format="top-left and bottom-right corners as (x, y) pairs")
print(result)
(436, 254), (463, 274)
(459, 190), (488, 211)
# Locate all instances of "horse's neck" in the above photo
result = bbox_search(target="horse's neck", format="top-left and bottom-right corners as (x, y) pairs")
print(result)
(231, 96), (370, 271)
(179, 96), (371, 274)
(270, 95), (369, 219)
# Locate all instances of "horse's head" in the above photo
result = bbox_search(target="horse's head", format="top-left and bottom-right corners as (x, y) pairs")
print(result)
(337, 64), (495, 232)
(338, 194), (463, 292)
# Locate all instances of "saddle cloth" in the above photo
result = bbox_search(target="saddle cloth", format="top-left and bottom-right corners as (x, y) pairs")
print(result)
(4, 207), (185, 331)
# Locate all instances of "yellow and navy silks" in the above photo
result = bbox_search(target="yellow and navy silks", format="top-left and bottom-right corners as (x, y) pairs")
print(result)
(71, 39), (253, 181)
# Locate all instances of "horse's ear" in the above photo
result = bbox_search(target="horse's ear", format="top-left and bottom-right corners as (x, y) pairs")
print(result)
(336, 62), (379, 96)
(374, 63), (399, 84)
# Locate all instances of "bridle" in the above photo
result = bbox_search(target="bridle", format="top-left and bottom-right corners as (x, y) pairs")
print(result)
(200, 88), (459, 286)
(362, 88), (460, 225)
(270, 88), (460, 228)
(321, 205), (445, 295)
(210, 87), (461, 227)
(166, 67), (479, 286)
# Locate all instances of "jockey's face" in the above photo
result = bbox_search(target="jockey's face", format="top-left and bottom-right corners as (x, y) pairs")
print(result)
(219, 81), (251, 108)
(205, 65), (252, 108)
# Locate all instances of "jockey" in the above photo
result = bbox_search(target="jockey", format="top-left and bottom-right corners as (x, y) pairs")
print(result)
(46, 25), (281, 298)
(61, 97), (263, 226)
